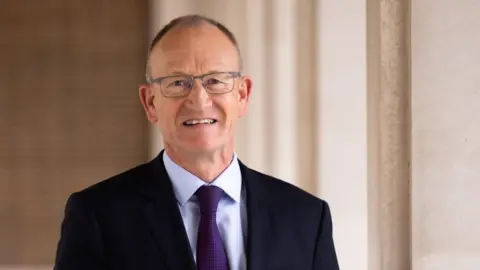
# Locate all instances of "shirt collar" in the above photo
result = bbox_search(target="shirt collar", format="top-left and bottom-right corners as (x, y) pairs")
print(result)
(162, 151), (242, 205)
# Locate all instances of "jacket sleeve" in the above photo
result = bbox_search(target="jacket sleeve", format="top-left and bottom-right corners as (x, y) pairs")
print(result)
(54, 193), (105, 270)
(312, 201), (340, 270)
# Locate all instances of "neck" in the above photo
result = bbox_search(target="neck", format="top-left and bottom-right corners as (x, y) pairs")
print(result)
(164, 143), (234, 183)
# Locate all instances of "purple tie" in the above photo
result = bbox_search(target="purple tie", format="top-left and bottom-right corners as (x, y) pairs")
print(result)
(196, 185), (230, 270)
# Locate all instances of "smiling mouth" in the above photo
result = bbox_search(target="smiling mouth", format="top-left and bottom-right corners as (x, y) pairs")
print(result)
(183, 119), (217, 126)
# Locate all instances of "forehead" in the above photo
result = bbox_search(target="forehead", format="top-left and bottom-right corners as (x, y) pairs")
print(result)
(149, 24), (240, 75)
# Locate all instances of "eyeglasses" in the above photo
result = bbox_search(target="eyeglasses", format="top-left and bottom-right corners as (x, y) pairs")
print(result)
(148, 71), (242, 98)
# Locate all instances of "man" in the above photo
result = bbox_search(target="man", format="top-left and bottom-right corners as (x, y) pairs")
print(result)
(54, 14), (339, 270)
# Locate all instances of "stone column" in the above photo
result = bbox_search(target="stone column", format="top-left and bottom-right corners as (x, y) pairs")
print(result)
(367, 0), (411, 269)
(295, 0), (318, 193)
(265, 0), (298, 184)
(243, 0), (268, 172)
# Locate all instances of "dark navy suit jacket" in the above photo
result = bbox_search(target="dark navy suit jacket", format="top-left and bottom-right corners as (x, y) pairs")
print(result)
(54, 152), (339, 270)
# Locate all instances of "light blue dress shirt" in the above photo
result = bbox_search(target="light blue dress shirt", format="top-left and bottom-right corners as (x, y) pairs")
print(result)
(163, 152), (247, 270)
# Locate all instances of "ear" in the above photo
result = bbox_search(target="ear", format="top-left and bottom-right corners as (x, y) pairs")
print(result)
(139, 84), (158, 123)
(237, 75), (252, 117)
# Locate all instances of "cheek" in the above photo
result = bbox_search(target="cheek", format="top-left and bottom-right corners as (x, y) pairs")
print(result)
(220, 98), (241, 122)
(155, 100), (181, 128)
(231, 93), (243, 117)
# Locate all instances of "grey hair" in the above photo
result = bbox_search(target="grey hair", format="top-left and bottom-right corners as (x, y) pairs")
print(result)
(145, 14), (243, 82)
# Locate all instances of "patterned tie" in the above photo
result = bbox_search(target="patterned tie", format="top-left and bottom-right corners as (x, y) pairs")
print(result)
(196, 185), (230, 270)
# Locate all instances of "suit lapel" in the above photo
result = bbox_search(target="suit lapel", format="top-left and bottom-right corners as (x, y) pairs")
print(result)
(241, 162), (277, 270)
(135, 155), (279, 270)
(136, 153), (196, 270)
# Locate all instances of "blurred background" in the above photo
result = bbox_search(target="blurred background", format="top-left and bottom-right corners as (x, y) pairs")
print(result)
(0, 0), (479, 270)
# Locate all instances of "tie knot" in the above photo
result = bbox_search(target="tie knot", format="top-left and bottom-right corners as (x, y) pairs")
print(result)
(196, 185), (224, 214)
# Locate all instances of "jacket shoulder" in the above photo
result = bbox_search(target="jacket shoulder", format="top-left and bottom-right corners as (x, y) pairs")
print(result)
(70, 161), (152, 204)
(246, 166), (328, 210)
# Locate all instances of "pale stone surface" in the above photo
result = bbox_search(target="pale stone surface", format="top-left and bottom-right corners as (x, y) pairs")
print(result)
(316, 0), (369, 269)
(411, 0), (480, 269)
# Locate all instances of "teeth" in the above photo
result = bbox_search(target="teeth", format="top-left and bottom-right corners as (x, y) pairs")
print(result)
(184, 119), (215, 125)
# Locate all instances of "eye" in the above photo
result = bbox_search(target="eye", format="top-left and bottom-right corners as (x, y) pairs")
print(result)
(206, 78), (221, 85)
(165, 78), (191, 89)
(172, 80), (186, 86)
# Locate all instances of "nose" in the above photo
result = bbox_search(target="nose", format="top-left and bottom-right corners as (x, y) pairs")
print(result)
(185, 78), (211, 109)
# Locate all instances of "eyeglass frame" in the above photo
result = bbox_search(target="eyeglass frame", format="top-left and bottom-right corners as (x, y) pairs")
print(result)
(147, 71), (243, 97)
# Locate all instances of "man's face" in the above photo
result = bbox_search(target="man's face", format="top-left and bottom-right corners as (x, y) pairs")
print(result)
(139, 24), (252, 154)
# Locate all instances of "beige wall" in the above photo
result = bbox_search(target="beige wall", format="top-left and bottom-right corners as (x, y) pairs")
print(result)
(411, 0), (480, 269)
(316, 0), (369, 268)
(0, 0), (149, 268)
